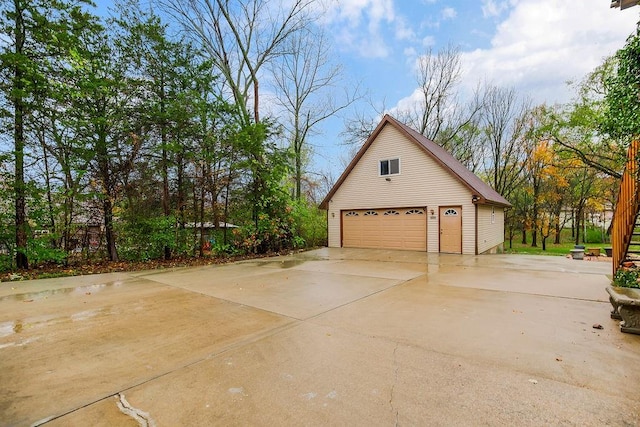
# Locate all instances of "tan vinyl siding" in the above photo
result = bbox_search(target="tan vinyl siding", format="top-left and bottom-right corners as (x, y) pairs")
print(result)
(477, 205), (505, 254)
(326, 125), (477, 254)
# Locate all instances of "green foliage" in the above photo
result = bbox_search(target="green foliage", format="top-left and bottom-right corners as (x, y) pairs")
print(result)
(584, 227), (605, 244)
(234, 209), (296, 254)
(291, 199), (327, 248)
(0, 254), (11, 272)
(26, 235), (67, 266)
(116, 216), (178, 261)
(601, 23), (640, 141)
(613, 268), (640, 288)
(211, 241), (241, 257)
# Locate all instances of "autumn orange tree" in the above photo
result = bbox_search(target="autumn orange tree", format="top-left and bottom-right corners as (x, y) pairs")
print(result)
(523, 138), (571, 250)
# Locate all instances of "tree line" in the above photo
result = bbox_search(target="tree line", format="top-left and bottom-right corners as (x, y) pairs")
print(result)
(1, 0), (638, 271)
(0, 0), (351, 270)
(343, 39), (637, 251)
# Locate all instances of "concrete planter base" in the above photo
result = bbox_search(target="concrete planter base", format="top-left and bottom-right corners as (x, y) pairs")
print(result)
(570, 249), (584, 260)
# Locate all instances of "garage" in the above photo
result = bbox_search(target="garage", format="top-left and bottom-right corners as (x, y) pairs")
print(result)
(322, 115), (511, 254)
(342, 207), (427, 251)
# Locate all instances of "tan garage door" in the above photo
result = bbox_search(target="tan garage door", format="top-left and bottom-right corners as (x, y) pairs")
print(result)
(342, 208), (427, 251)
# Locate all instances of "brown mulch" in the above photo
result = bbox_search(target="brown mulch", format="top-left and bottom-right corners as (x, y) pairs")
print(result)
(0, 252), (284, 282)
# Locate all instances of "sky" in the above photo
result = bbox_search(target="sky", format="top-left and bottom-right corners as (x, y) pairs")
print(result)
(309, 0), (640, 179)
(96, 0), (640, 183)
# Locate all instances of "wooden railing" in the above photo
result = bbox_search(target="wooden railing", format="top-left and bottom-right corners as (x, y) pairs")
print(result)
(612, 140), (640, 275)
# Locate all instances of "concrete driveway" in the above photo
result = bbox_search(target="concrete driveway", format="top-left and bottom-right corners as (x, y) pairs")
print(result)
(1, 248), (638, 426)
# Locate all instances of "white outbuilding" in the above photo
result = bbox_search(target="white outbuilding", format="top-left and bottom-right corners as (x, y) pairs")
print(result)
(320, 114), (511, 254)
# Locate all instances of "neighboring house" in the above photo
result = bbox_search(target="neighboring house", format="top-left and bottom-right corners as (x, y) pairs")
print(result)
(320, 114), (511, 255)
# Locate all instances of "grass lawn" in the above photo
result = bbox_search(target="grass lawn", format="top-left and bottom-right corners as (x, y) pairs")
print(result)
(504, 229), (610, 257)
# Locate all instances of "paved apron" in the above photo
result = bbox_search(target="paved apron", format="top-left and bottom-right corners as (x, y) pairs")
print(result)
(1, 249), (638, 426)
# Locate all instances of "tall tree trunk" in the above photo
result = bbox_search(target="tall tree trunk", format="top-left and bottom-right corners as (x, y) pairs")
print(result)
(571, 209), (575, 238)
(198, 167), (205, 258)
(575, 207), (582, 246)
(160, 81), (171, 260)
(531, 202), (538, 247)
(103, 196), (118, 262)
(42, 142), (56, 249)
(63, 168), (75, 255)
(97, 130), (118, 262)
(13, 0), (28, 269)
(295, 142), (302, 200)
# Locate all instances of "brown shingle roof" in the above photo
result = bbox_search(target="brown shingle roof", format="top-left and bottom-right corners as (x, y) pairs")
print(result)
(320, 114), (511, 209)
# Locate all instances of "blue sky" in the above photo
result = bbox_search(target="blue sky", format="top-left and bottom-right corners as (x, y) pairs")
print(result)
(309, 0), (640, 178)
(96, 0), (640, 182)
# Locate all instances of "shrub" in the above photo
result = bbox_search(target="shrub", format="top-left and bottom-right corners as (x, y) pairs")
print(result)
(584, 227), (604, 244)
(116, 216), (177, 261)
(291, 200), (327, 248)
(613, 268), (640, 288)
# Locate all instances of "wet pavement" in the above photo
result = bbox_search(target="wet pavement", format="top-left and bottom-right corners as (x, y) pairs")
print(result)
(1, 248), (638, 426)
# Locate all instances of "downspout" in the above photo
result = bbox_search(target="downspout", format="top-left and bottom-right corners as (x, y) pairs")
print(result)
(472, 195), (480, 255)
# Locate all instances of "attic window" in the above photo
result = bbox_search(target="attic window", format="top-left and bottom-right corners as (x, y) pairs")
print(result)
(380, 158), (400, 176)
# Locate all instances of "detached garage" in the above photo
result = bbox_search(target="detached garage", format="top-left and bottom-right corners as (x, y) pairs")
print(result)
(320, 115), (511, 255)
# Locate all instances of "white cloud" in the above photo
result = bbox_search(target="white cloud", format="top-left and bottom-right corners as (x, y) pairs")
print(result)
(441, 7), (457, 20)
(422, 35), (436, 47)
(322, 0), (411, 58)
(395, 16), (416, 41)
(458, 0), (639, 105)
(481, 0), (508, 18)
(404, 46), (417, 58)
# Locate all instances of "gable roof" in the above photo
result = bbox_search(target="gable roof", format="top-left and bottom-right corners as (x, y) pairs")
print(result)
(320, 114), (511, 209)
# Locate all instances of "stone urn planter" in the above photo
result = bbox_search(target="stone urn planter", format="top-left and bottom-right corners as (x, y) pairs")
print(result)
(606, 286), (640, 335)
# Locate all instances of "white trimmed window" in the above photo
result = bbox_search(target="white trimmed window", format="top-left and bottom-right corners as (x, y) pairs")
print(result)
(380, 158), (400, 176)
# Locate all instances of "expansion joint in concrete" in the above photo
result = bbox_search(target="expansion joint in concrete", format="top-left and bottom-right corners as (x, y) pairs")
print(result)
(390, 342), (400, 425)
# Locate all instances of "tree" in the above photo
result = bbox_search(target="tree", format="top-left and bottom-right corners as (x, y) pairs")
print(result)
(0, 0), (98, 268)
(157, 0), (314, 125)
(270, 27), (358, 200)
(524, 139), (569, 250)
(541, 66), (626, 181)
(601, 22), (640, 143)
(115, 2), (221, 259)
(401, 44), (462, 140)
(67, 21), (146, 262)
(395, 45), (485, 164)
(481, 85), (531, 201)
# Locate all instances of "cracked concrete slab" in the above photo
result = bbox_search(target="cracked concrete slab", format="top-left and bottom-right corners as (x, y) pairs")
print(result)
(1, 249), (639, 426)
